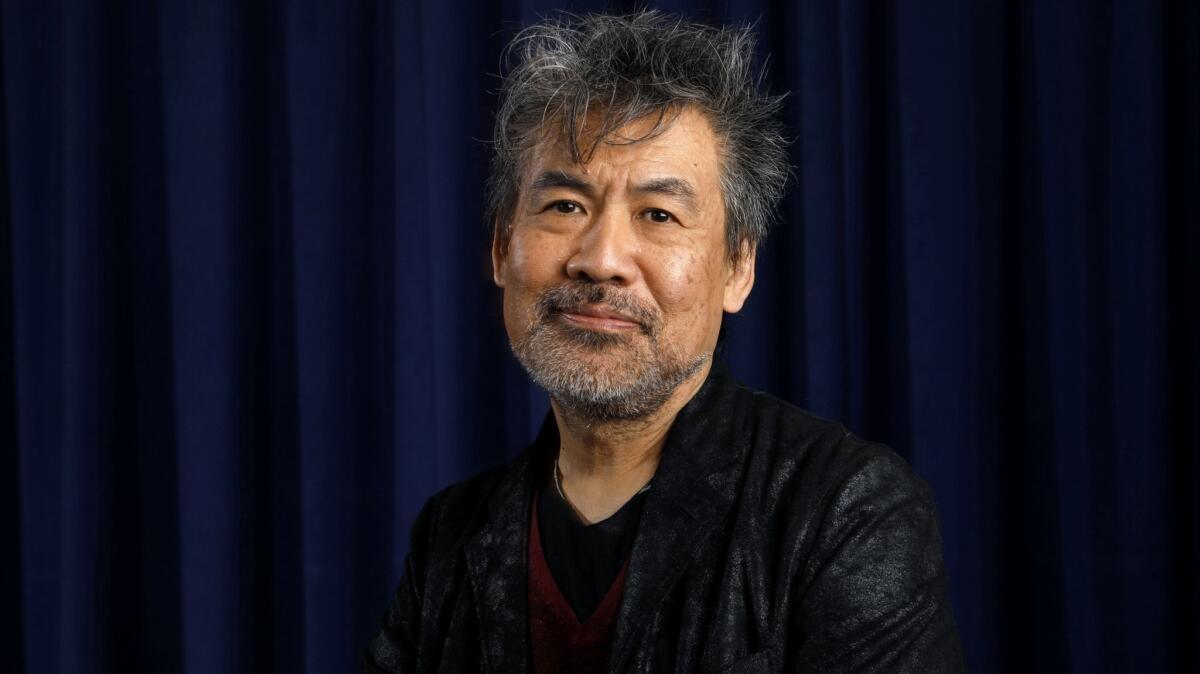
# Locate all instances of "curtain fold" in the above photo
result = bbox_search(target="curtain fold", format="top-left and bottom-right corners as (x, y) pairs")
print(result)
(2, 0), (1196, 672)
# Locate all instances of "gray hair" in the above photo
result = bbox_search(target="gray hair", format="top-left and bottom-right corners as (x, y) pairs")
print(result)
(487, 10), (791, 263)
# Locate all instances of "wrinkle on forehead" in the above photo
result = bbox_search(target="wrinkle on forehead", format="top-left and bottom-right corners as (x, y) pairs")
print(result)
(559, 102), (684, 166)
(524, 108), (722, 203)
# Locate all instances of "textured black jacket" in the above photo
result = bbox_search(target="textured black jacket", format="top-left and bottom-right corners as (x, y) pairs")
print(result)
(365, 362), (965, 673)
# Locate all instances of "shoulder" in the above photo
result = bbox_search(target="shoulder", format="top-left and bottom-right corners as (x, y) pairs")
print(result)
(405, 459), (519, 561)
(734, 389), (957, 629)
(731, 386), (934, 536)
(738, 387), (923, 488)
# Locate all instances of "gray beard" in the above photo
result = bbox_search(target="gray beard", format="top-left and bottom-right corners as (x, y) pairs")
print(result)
(510, 306), (710, 423)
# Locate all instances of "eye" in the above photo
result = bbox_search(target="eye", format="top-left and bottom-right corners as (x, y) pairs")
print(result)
(642, 208), (675, 224)
(547, 200), (584, 215)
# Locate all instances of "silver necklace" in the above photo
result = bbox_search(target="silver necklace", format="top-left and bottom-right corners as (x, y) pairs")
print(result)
(553, 455), (652, 504)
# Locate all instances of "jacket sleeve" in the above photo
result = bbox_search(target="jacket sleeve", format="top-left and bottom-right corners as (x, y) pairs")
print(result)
(790, 443), (965, 673)
(362, 496), (439, 673)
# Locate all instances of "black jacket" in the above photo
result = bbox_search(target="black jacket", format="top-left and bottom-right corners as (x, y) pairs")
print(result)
(365, 362), (965, 672)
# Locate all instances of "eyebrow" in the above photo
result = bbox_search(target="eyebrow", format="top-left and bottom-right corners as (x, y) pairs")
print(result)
(530, 170), (595, 198)
(631, 176), (699, 211)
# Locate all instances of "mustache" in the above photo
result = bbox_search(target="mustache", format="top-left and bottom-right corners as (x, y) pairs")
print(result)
(536, 283), (660, 336)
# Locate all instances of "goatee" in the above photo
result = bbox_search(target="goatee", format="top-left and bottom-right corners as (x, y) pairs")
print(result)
(510, 282), (710, 422)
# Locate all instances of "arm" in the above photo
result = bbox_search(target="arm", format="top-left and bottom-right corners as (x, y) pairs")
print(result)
(363, 499), (438, 673)
(790, 445), (965, 673)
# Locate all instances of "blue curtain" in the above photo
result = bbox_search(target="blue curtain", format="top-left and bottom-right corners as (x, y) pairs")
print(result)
(2, 0), (1196, 672)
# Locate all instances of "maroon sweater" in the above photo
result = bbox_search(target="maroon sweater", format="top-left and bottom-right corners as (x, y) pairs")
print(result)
(528, 492), (629, 674)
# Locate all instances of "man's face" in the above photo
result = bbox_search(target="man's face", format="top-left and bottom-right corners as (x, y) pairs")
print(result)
(492, 106), (756, 421)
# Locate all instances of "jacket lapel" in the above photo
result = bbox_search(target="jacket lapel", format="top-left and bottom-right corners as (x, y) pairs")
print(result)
(460, 362), (748, 674)
(462, 437), (544, 674)
(608, 361), (749, 673)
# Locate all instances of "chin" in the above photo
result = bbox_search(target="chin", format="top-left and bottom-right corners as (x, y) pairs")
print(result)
(512, 330), (711, 423)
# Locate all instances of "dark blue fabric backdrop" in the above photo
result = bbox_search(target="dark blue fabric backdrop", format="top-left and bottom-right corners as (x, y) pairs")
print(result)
(2, 0), (1197, 672)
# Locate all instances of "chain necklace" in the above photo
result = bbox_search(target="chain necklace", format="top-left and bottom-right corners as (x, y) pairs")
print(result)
(553, 455), (652, 504)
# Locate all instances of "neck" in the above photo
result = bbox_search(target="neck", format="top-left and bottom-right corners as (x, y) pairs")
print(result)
(550, 360), (712, 523)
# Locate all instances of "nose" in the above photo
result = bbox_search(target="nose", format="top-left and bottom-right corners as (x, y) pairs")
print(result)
(565, 206), (640, 285)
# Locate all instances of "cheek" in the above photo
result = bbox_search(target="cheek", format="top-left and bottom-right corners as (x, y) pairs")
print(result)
(506, 229), (569, 285)
(647, 248), (726, 330)
(502, 229), (570, 328)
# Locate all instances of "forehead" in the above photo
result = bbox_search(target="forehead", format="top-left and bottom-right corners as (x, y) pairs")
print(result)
(523, 106), (724, 187)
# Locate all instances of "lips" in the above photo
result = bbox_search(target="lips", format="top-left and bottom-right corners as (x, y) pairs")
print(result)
(537, 283), (657, 336)
(558, 304), (642, 331)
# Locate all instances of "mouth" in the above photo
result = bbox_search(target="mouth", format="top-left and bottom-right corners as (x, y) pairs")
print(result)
(556, 304), (642, 333)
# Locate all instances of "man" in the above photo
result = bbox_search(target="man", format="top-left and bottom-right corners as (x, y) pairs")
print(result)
(366, 11), (964, 673)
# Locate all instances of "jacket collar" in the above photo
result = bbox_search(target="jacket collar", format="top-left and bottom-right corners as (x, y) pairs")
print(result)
(608, 359), (749, 672)
(462, 441), (538, 673)
(462, 360), (749, 673)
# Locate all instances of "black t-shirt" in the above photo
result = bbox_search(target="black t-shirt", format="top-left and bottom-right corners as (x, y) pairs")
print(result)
(536, 476), (649, 621)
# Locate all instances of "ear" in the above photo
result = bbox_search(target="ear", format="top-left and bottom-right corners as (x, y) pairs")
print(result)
(491, 221), (508, 288)
(722, 240), (756, 313)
